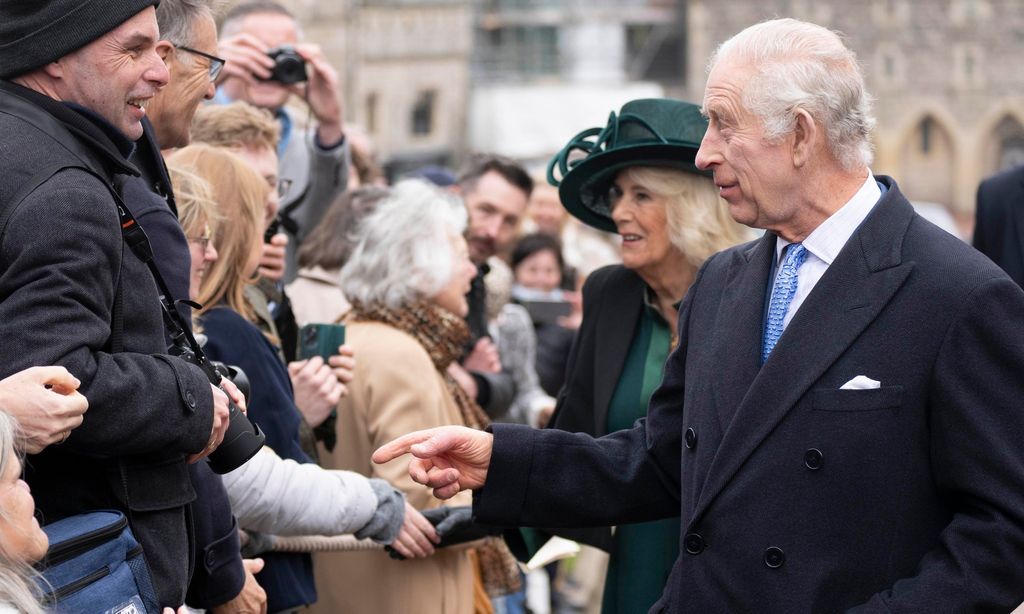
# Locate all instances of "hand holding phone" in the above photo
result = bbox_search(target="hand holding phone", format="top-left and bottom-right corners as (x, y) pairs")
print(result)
(298, 323), (346, 361)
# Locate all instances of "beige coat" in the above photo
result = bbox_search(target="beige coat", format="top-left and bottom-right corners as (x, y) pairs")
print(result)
(284, 266), (350, 327)
(311, 321), (475, 614)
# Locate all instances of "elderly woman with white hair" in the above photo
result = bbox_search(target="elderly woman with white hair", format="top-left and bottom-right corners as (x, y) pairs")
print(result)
(0, 411), (47, 614)
(311, 180), (519, 614)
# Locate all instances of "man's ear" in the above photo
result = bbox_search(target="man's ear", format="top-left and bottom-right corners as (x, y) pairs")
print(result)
(791, 108), (817, 169)
(42, 61), (64, 80)
(156, 40), (174, 63)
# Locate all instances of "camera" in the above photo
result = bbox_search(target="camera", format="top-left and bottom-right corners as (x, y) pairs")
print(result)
(264, 211), (298, 244)
(173, 344), (265, 474)
(265, 45), (307, 85)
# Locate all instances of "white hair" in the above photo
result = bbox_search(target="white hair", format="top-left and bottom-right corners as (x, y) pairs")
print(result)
(709, 18), (875, 171)
(156, 0), (220, 48)
(341, 180), (468, 310)
(0, 412), (45, 614)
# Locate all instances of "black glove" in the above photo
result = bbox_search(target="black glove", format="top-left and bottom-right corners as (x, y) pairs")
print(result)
(422, 505), (503, 548)
(383, 505), (505, 561)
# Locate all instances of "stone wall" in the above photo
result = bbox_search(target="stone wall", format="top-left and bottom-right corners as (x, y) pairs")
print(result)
(686, 0), (1024, 222)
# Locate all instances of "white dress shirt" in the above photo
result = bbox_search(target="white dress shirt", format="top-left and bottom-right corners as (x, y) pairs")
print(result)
(773, 172), (882, 329)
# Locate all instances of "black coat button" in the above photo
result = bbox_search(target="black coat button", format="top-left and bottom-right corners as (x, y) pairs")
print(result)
(684, 427), (697, 449)
(764, 546), (785, 568)
(684, 533), (705, 555)
(804, 448), (823, 470)
(205, 550), (217, 569)
(185, 390), (197, 409)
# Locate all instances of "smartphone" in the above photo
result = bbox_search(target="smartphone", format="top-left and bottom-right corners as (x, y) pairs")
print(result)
(521, 300), (572, 325)
(298, 323), (346, 361)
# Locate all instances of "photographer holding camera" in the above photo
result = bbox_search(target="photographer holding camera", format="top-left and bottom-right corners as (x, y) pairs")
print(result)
(215, 1), (350, 284)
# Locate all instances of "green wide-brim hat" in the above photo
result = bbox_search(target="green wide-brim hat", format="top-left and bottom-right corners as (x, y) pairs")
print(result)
(546, 98), (711, 233)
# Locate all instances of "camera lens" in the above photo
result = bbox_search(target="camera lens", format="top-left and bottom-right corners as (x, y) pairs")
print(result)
(266, 46), (307, 85)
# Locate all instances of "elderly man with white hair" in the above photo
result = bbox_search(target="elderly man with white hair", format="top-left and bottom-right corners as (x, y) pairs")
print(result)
(374, 18), (1024, 613)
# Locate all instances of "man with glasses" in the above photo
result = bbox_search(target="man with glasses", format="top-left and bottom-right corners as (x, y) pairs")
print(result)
(127, 0), (227, 327)
(122, 1), (269, 612)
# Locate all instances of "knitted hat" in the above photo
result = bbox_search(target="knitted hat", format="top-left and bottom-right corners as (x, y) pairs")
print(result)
(0, 0), (160, 79)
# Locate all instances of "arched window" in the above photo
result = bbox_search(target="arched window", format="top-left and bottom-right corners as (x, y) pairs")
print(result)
(993, 116), (1024, 171)
(900, 115), (955, 207)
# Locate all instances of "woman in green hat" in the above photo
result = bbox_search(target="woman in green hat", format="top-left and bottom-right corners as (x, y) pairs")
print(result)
(546, 98), (750, 614)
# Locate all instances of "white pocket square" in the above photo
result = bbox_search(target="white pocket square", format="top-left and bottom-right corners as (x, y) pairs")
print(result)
(840, 375), (881, 390)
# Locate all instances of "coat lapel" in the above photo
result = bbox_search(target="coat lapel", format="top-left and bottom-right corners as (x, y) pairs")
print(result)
(690, 179), (916, 525)
(593, 268), (645, 434)
(709, 233), (776, 430)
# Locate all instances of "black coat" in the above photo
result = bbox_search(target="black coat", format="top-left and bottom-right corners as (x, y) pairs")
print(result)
(973, 164), (1024, 288)
(0, 81), (214, 607)
(544, 265), (645, 550)
(475, 178), (1024, 612)
(549, 265), (645, 435)
(125, 120), (246, 609)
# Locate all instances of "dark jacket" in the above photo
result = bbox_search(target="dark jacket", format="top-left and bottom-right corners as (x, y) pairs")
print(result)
(0, 81), (214, 607)
(200, 307), (316, 612)
(126, 118), (191, 325)
(125, 119), (246, 609)
(475, 178), (1024, 613)
(549, 266), (645, 435)
(465, 263), (515, 418)
(532, 320), (575, 397)
(973, 164), (1024, 288)
(544, 265), (646, 551)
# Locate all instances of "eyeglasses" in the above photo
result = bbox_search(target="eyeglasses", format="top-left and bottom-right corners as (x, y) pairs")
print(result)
(176, 45), (226, 82)
(277, 178), (294, 198)
(187, 228), (212, 251)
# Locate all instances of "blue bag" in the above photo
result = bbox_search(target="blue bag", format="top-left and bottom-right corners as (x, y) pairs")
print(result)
(37, 510), (159, 614)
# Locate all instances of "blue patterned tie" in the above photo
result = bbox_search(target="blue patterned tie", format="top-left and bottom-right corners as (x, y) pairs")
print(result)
(762, 243), (808, 363)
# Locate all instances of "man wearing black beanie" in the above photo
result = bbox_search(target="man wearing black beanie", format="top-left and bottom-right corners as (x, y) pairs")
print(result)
(0, 3), (233, 609)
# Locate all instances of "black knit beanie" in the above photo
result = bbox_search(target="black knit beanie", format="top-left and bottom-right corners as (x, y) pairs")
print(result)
(0, 0), (160, 79)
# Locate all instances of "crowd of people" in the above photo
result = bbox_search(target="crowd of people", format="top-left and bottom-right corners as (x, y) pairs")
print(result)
(2, 2), (1024, 614)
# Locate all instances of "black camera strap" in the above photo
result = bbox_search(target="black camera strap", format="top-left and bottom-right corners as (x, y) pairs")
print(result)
(112, 187), (224, 385)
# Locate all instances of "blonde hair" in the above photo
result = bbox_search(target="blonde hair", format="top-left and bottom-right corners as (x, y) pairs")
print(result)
(168, 144), (269, 323)
(0, 412), (45, 614)
(167, 163), (222, 242)
(190, 101), (280, 151)
(622, 167), (752, 268)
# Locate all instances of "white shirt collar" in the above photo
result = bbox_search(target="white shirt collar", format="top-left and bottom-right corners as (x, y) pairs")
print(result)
(775, 171), (882, 265)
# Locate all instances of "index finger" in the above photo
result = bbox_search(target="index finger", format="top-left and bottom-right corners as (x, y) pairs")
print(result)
(303, 356), (325, 373)
(294, 43), (323, 60)
(220, 32), (272, 54)
(221, 379), (245, 408)
(372, 428), (440, 464)
(29, 365), (81, 391)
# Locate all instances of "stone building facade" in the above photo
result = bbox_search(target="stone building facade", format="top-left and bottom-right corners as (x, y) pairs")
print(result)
(225, 0), (473, 178)
(221, 0), (1023, 223)
(685, 0), (1024, 225)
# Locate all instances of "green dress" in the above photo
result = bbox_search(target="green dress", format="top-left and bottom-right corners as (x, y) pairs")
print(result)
(601, 297), (681, 614)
